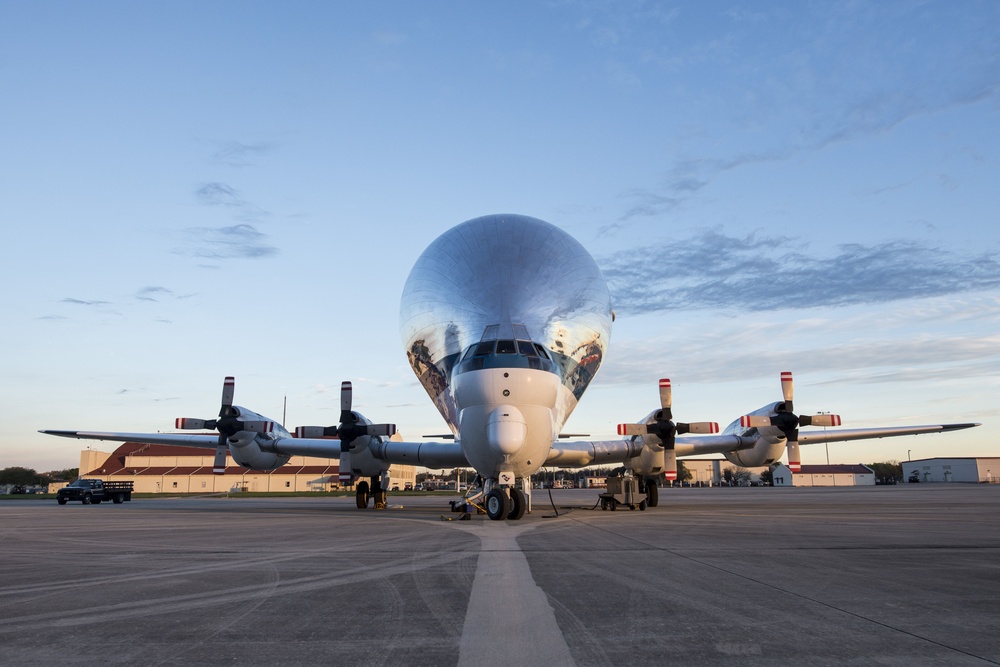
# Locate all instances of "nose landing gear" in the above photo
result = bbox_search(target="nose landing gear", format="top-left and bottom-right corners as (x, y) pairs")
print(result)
(484, 481), (530, 521)
(485, 488), (509, 520)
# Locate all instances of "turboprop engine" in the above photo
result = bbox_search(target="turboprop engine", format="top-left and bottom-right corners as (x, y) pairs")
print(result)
(227, 430), (290, 470)
(728, 372), (842, 471)
(174, 376), (290, 473)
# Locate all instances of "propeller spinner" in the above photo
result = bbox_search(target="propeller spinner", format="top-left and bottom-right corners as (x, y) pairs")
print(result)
(618, 379), (719, 481)
(739, 371), (842, 473)
(294, 381), (396, 484)
(175, 376), (274, 474)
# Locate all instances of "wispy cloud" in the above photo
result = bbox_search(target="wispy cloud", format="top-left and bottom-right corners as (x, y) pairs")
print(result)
(60, 298), (111, 306)
(599, 294), (1000, 387)
(178, 224), (278, 260)
(602, 330), (1000, 388)
(135, 286), (172, 302)
(597, 4), (1000, 232)
(600, 230), (1000, 314)
(195, 182), (268, 222)
(209, 141), (271, 168)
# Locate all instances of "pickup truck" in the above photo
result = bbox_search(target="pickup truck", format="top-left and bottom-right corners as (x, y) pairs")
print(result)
(57, 479), (134, 505)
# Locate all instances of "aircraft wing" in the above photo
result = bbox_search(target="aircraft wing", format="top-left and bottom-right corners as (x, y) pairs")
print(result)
(40, 429), (348, 458)
(40, 429), (469, 468)
(798, 423), (980, 445)
(41, 430), (226, 449)
(544, 434), (745, 468)
(270, 435), (468, 468)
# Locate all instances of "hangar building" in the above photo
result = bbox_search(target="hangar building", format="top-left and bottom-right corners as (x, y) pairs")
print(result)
(902, 457), (1000, 483)
(772, 464), (875, 487)
(70, 442), (416, 493)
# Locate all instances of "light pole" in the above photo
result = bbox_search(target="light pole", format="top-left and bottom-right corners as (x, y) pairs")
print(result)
(908, 449), (912, 461)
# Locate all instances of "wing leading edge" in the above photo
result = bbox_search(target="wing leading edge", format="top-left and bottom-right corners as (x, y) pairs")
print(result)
(545, 434), (746, 468)
(797, 423), (980, 445)
(39, 429), (467, 469)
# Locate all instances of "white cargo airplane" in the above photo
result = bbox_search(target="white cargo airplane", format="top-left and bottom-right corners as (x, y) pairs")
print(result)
(43, 214), (979, 520)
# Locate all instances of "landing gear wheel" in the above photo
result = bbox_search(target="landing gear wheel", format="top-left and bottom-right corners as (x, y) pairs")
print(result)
(508, 488), (527, 520)
(485, 489), (510, 521)
(373, 488), (387, 509)
(645, 479), (659, 507)
(356, 481), (370, 509)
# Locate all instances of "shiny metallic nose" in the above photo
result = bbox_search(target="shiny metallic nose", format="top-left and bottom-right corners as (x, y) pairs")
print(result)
(486, 405), (527, 456)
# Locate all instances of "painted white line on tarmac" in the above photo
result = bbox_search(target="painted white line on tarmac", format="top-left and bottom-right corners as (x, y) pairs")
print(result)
(451, 521), (575, 667)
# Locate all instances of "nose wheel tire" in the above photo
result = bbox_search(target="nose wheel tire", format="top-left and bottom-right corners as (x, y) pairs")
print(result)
(485, 488), (510, 520)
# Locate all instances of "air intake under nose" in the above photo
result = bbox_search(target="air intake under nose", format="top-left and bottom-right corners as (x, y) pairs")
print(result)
(487, 405), (527, 456)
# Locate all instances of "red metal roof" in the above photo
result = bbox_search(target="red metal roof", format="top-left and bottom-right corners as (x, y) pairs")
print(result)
(83, 441), (339, 477)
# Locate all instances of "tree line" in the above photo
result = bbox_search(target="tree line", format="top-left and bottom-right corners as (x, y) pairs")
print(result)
(0, 467), (79, 486)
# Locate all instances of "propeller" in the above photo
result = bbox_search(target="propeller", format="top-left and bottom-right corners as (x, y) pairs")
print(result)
(739, 371), (842, 473)
(174, 376), (275, 474)
(293, 381), (396, 484)
(617, 378), (719, 482)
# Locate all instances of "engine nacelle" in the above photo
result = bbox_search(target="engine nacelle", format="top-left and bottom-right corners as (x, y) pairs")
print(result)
(347, 434), (392, 478)
(724, 438), (785, 468)
(627, 438), (665, 477)
(229, 438), (290, 470)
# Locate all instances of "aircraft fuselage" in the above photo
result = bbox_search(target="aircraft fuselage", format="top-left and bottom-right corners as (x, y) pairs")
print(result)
(400, 214), (613, 482)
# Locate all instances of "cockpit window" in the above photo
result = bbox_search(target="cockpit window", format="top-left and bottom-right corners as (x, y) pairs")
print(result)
(455, 333), (558, 376)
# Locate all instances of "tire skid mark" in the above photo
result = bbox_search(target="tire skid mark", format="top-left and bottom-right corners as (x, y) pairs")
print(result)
(0, 549), (471, 633)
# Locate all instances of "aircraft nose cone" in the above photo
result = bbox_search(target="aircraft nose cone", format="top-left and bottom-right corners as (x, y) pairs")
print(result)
(487, 405), (527, 456)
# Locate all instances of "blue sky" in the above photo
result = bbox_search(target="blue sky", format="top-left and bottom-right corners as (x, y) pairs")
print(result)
(2, 1), (998, 472)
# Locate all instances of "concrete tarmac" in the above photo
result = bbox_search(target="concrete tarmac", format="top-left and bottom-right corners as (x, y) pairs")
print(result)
(2, 485), (999, 666)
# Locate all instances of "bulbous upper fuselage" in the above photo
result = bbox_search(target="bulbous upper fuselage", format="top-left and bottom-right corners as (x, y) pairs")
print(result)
(399, 214), (613, 478)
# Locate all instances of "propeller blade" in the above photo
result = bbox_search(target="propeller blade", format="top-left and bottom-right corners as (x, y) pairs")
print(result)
(239, 420), (275, 434)
(801, 414), (842, 427)
(617, 423), (647, 436)
(339, 449), (353, 485)
(295, 425), (340, 438)
(741, 415), (772, 428)
(221, 376), (236, 409)
(213, 437), (227, 474)
(682, 421), (720, 435)
(340, 381), (353, 416)
(663, 449), (678, 481)
(659, 378), (672, 411)
(176, 418), (212, 430)
(780, 371), (794, 410)
(364, 423), (397, 437)
(786, 440), (801, 473)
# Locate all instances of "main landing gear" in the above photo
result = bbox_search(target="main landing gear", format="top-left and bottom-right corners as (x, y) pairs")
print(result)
(355, 475), (388, 510)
